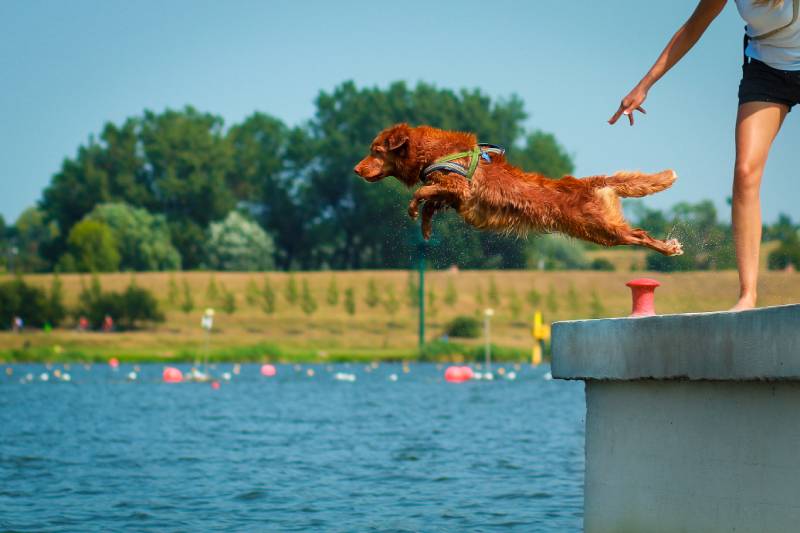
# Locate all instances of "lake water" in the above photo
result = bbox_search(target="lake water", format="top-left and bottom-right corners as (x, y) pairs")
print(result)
(0, 363), (585, 532)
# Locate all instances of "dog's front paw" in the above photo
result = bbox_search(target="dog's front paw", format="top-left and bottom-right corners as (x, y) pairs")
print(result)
(665, 239), (683, 256)
(422, 221), (433, 240)
(408, 202), (419, 220)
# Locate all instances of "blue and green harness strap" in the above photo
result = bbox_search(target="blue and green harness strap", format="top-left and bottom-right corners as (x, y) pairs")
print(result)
(420, 143), (505, 183)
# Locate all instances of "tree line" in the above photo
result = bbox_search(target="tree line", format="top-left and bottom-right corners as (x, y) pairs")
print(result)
(1, 80), (798, 273)
(1, 81), (573, 273)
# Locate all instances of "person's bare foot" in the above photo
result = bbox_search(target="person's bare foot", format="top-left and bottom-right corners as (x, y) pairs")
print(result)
(729, 295), (757, 312)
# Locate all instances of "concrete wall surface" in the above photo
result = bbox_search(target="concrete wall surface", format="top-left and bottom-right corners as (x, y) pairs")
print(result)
(552, 304), (800, 381)
(584, 381), (800, 533)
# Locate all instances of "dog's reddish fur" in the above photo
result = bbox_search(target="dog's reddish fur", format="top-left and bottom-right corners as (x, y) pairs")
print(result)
(354, 123), (683, 256)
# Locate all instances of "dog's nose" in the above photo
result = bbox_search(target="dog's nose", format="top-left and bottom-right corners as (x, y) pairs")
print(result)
(353, 164), (363, 176)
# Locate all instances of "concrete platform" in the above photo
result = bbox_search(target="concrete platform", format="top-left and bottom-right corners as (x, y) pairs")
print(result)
(552, 304), (800, 533)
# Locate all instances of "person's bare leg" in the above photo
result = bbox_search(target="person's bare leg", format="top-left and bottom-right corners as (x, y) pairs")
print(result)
(730, 101), (788, 311)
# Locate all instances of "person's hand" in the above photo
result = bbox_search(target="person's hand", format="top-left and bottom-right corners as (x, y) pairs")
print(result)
(609, 85), (648, 126)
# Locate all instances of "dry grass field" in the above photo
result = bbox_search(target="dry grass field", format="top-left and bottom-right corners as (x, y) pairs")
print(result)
(2, 259), (799, 362)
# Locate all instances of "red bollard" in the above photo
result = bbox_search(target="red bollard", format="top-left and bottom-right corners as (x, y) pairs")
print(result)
(626, 278), (660, 317)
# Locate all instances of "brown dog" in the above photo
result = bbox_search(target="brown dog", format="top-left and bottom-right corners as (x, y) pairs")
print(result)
(354, 123), (682, 256)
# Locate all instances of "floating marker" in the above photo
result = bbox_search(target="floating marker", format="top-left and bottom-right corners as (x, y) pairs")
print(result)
(260, 364), (277, 377)
(163, 367), (183, 383)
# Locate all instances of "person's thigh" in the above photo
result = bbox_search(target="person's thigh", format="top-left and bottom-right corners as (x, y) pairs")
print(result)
(734, 102), (788, 178)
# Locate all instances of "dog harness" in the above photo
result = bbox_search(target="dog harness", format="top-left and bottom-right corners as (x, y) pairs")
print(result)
(421, 143), (505, 183)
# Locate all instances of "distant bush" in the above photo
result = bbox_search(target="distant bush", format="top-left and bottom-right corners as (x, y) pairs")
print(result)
(76, 277), (164, 330)
(590, 258), (616, 271)
(0, 278), (50, 329)
(446, 315), (481, 338)
(768, 238), (800, 270)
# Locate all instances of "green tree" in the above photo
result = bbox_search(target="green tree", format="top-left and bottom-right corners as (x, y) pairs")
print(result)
(427, 288), (438, 318)
(226, 112), (308, 270)
(40, 107), (235, 268)
(86, 202), (181, 271)
(406, 273), (420, 308)
(66, 219), (120, 272)
(526, 288), (542, 309)
(167, 274), (180, 308)
(45, 273), (66, 327)
(509, 131), (574, 178)
(508, 291), (522, 322)
(13, 207), (59, 272)
(300, 279), (317, 316)
(566, 283), (581, 317)
(206, 275), (220, 304)
(326, 276), (339, 306)
(488, 276), (500, 306)
(344, 287), (356, 316)
(205, 211), (276, 271)
(245, 278), (260, 306)
(180, 279), (195, 314)
(383, 284), (400, 321)
(219, 284), (236, 314)
(285, 274), (298, 306)
(526, 234), (588, 270)
(365, 278), (380, 308)
(444, 278), (457, 307)
(0, 278), (50, 329)
(546, 284), (560, 318)
(261, 276), (277, 314)
(589, 290), (605, 319)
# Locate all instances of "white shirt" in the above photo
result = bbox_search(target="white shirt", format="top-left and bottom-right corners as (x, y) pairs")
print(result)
(735, 0), (800, 70)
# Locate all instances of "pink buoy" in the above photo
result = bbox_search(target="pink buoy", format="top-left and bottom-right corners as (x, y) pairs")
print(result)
(163, 367), (183, 383)
(260, 364), (277, 377)
(626, 278), (661, 317)
(444, 365), (473, 383)
(108, 357), (120, 369)
(211, 380), (220, 390)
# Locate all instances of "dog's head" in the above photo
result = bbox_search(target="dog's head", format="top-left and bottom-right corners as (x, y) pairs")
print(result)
(354, 123), (414, 185)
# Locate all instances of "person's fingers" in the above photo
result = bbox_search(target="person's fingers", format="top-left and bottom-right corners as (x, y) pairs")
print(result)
(608, 106), (625, 124)
(627, 111), (634, 126)
(636, 105), (647, 114)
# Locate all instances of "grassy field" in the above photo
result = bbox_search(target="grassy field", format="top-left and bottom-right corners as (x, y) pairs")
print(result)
(2, 257), (799, 363)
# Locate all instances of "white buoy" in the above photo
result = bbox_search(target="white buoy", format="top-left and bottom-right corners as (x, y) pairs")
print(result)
(61, 373), (72, 382)
(334, 372), (356, 382)
(543, 371), (553, 381)
(506, 371), (517, 380)
(127, 371), (137, 381)
(388, 373), (398, 382)
(40, 373), (49, 382)
(221, 372), (232, 381)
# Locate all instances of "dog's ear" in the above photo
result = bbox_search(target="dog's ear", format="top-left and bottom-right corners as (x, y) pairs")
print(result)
(386, 124), (410, 151)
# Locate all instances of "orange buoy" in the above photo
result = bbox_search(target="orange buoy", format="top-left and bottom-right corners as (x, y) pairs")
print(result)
(444, 365), (473, 383)
(211, 380), (220, 390)
(163, 367), (183, 383)
(260, 364), (277, 377)
(109, 357), (120, 369)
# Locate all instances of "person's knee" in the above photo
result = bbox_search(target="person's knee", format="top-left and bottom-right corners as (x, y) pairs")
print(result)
(733, 161), (763, 197)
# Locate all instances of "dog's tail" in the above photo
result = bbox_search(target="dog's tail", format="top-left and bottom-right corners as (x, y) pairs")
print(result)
(604, 170), (677, 198)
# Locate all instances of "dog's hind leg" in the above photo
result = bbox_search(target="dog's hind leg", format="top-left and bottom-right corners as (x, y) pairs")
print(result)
(621, 228), (683, 256)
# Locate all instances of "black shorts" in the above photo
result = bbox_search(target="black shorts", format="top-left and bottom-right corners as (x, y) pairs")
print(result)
(738, 58), (800, 112)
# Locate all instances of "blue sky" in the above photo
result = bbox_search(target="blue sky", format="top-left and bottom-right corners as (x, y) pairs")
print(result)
(1, 0), (797, 225)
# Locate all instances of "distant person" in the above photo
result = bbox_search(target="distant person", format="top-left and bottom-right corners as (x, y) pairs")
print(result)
(78, 316), (89, 331)
(102, 315), (114, 332)
(12, 316), (23, 332)
(609, 0), (799, 311)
